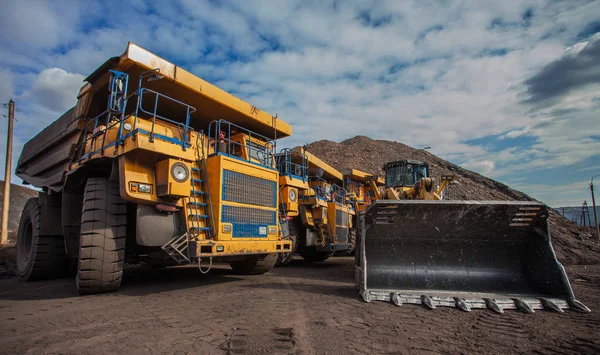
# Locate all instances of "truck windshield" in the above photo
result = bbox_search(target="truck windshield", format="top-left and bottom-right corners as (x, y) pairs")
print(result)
(246, 140), (271, 166)
(386, 164), (414, 187)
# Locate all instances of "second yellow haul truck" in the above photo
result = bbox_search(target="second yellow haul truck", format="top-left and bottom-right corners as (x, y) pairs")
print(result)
(276, 147), (354, 265)
(15, 43), (292, 294)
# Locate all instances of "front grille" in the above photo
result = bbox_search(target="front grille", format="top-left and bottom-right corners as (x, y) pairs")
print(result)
(222, 170), (276, 208)
(221, 205), (276, 238)
(335, 226), (349, 243)
(336, 210), (349, 226)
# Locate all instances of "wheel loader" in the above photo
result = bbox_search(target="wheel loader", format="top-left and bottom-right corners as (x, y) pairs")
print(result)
(276, 147), (355, 265)
(356, 159), (590, 313)
(15, 43), (292, 294)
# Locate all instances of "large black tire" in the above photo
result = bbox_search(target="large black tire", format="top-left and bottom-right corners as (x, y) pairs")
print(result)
(276, 220), (301, 266)
(336, 228), (357, 257)
(300, 248), (331, 262)
(348, 228), (357, 256)
(77, 178), (126, 295)
(16, 198), (67, 281)
(230, 253), (278, 275)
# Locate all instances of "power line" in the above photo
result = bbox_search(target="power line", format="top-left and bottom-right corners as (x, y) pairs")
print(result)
(16, 107), (57, 119)
(14, 114), (54, 124)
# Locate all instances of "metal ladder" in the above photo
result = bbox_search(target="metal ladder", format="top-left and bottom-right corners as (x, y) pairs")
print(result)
(162, 134), (213, 263)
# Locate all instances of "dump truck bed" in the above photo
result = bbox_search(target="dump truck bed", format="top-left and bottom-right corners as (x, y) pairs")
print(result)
(16, 43), (292, 191)
(16, 109), (82, 191)
(293, 147), (342, 184)
(344, 169), (384, 185)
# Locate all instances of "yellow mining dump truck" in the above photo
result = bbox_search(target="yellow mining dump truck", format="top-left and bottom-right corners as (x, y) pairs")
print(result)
(276, 147), (354, 265)
(15, 43), (292, 294)
(343, 169), (384, 212)
(356, 159), (590, 313)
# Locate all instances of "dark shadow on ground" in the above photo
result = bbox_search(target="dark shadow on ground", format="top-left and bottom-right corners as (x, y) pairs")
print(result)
(0, 264), (242, 301)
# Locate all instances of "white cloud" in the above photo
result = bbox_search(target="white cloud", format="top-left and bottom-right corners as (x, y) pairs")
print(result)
(25, 68), (85, 113)
(463, 160), (496, 175)
(0, 70), (13, 103)
(0, 0), (599, 206)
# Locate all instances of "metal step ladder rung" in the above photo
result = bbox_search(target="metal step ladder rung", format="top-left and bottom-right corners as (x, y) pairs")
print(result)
(189, 214), (209, 219)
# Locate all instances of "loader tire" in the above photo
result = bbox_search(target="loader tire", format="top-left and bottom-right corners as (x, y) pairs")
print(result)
(230, 253), (278, 275)
(76, 178), (126, 295)
(348, 228), (357, 256)
(300, 248), (331, 262)
(16, 198), (67, 281)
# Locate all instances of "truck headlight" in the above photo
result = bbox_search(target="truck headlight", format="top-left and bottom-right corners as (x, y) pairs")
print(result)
(268, 226), (276, 234)
(171, 162), (189, 183)
(289, 188), (297, 202)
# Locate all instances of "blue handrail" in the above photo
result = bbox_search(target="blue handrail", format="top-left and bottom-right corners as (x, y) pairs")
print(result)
(208, 119), (276, 168)
(275, 148), (308, 181)
(136, 87), (196, 149)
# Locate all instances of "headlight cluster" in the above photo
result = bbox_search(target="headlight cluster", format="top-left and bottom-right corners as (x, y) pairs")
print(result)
(288, 188), (297, 202)
(171, 162), (189, 182)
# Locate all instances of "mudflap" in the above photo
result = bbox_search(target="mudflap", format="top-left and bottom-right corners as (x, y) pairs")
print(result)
(355, 200), (590, 313)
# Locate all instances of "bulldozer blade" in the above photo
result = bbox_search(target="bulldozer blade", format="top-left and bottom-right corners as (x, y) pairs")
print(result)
(355, 200), (590, 313)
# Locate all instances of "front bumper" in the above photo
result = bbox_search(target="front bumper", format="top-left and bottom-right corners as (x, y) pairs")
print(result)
(315, 242), (353, 252)
(192, 239), (292, 257)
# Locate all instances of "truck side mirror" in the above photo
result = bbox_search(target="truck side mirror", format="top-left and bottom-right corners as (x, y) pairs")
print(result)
(108, 70), (129, 114)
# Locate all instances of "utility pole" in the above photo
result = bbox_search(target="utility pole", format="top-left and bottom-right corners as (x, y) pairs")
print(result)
(591, 174), (600, 242)
(1, 100), (14, 246)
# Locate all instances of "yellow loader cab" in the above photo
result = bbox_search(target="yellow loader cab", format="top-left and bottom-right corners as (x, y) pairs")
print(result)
(275, 147), (354, 265)
(375, 160), (453, 200)
(15, 43), (291, 294)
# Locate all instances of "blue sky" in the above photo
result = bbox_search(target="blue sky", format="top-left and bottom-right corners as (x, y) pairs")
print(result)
(0, 0), (599, 207)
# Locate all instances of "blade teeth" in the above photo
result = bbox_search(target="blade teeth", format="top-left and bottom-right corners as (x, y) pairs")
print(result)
(391, 293), (402, 306)
(512, 298), (534, 314)
(453, 297), (471, 312)
(361, 291), (372, 303)
(421, 295), (436, 310)
(540, 298), (564, 313)
(484, 298), (504, 314)
(568, 298), (591, 313)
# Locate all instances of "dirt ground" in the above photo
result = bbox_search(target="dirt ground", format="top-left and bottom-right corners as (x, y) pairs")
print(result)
(1, 257), (599, 355)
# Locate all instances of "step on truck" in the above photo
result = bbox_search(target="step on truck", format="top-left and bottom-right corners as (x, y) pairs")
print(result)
(15, 43), (292, 294)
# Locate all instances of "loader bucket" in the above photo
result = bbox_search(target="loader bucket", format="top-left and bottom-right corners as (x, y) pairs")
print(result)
(355, 200), (590, 313)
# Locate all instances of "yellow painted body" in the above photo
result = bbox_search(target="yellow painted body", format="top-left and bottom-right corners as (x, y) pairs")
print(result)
(370, 176), (454, 201)
(344, 169), (384, 212)
(69, 43), (293, 261)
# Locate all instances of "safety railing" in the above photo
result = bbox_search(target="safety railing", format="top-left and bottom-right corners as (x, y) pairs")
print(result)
(132, 87), (196, 149)
(331, 183), (347, 205)
(207, 119), (275, 169)
(74, 110), (120, 161)
(275, 148), (308, 181)
(74, 69), (198, 163)
(307, 176), (347, 204)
